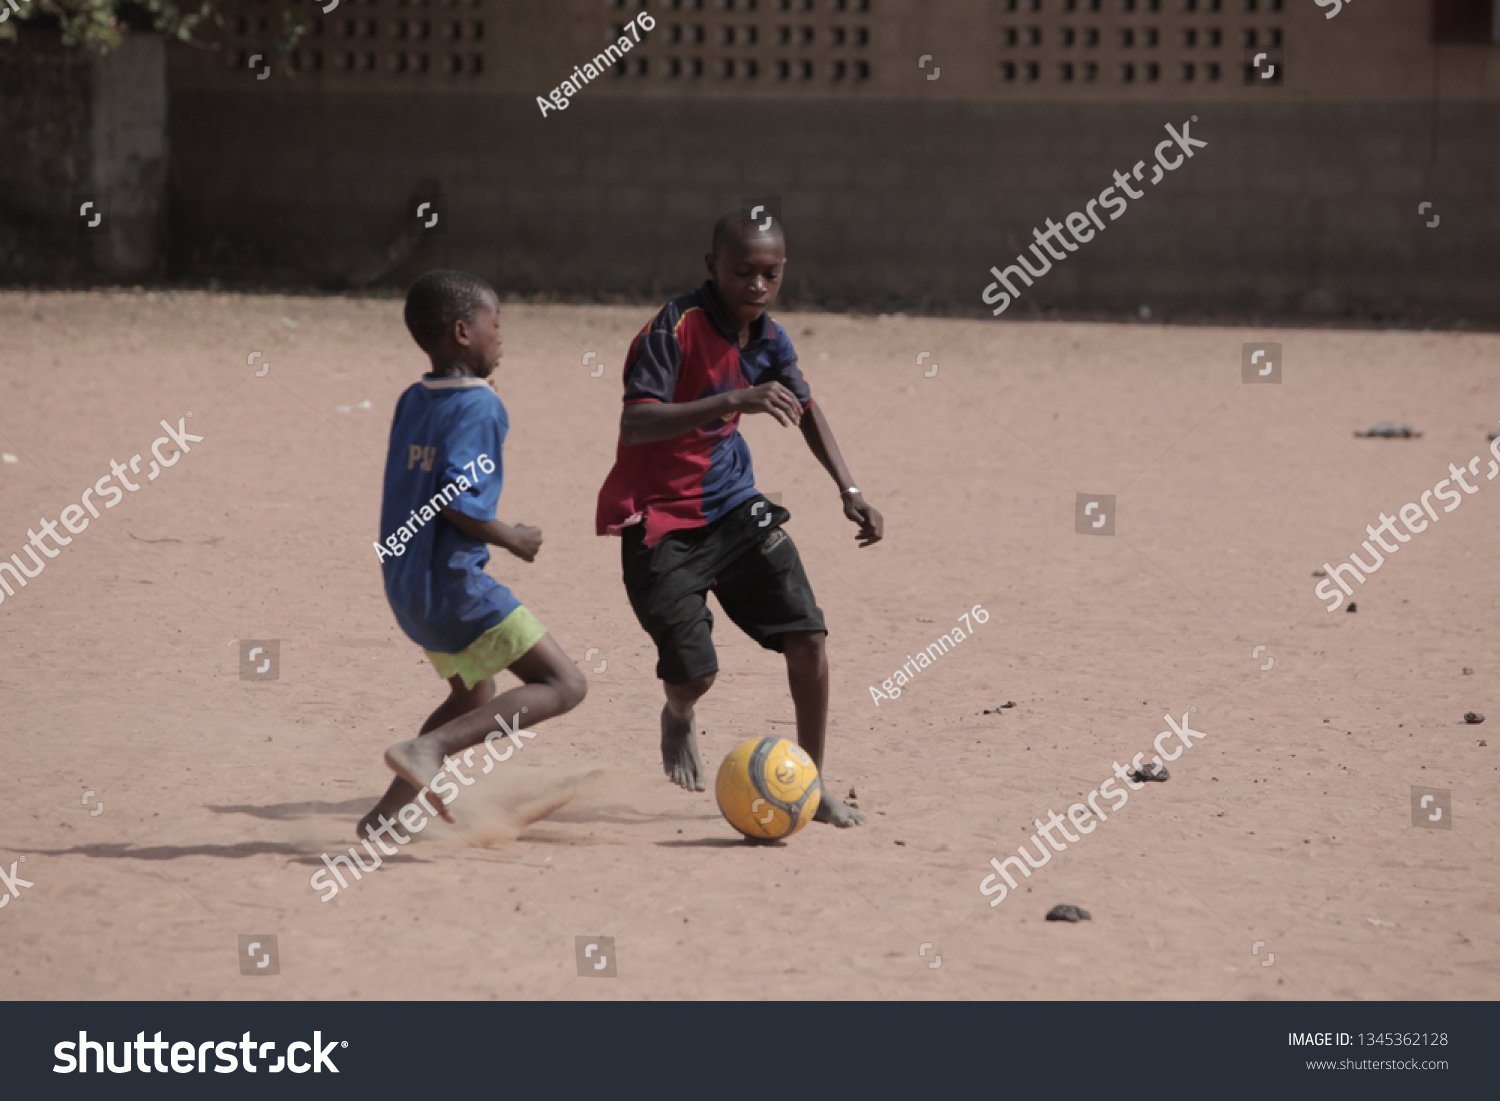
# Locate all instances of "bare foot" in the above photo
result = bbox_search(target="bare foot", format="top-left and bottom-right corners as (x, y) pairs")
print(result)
(355, 805), (389, 841)
(356, 781), (417, 841)
(384, 738), (454, 823)
(814, 790), (867, 827)
(355, 804), (411, 846)
(660, 704), (706, 791)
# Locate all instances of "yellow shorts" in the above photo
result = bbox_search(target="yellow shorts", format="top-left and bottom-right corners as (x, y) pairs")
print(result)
(425, 607), (548, 690)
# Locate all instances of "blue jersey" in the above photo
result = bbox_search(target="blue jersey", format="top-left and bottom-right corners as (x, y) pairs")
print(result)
(377, 375), (520, 653)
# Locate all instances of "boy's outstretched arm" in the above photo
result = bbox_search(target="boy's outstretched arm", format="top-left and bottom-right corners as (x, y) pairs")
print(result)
(440, 508), (543, 562)
(620, 381), (802, 447)
(799, 402), (883, 547)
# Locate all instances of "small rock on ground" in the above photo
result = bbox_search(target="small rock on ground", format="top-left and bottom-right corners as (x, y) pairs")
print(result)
(1046, 904), (1092, 922)
(1356, 423), (1421, 438)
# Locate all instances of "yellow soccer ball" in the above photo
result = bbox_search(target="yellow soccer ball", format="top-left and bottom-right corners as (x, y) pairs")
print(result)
(715, 736), (822, 841)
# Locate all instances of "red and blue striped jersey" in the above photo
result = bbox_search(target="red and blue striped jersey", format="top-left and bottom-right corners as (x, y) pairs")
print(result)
(596, 281), (812, 547)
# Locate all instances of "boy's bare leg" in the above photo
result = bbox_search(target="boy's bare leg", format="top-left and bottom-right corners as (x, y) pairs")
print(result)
(782, 630), (865, 827)
(662, 672), (715, 791)
(358, 674), (495, 839)
(383, 634), (588, 815)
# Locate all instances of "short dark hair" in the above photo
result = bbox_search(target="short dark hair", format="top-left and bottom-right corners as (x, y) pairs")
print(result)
(711, 208), (785, 255)
(403, 270), (496, 352)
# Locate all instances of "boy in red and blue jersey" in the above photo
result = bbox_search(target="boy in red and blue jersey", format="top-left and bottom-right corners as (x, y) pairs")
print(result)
(359, 270), (587, 840)
(597, 210), (883, 827)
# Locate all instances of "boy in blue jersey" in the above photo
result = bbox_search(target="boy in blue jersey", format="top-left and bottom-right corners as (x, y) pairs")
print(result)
(358, 270), (587, 840)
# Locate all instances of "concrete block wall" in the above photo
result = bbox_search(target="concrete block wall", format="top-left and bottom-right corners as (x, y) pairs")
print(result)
(0, 34), (95, 279)
(165, 90), (1500, 323)
(0, 31), (167, 281)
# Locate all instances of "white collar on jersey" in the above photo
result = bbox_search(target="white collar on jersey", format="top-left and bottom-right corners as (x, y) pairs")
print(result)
(420, 375), (491, 390)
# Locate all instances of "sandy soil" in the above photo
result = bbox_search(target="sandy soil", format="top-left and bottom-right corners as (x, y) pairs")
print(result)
(0, 289), (1495, 1001)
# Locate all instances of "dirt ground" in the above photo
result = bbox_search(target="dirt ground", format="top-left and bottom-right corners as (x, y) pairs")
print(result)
(0, 289), (1495, 1001)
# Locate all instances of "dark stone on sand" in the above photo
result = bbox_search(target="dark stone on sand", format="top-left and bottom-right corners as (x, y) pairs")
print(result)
(1130, 762), (1170, 782)
(1046, 904), (1092, 922)
(1355, 423), (1421, 438)
(1464, 712), (1485, 724)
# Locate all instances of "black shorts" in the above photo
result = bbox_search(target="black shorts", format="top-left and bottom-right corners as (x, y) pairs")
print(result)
(621, 494), (827, 684)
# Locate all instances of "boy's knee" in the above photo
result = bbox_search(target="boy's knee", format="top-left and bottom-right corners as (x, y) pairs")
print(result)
(451, 676), (495, 707)
(667, 672), (716, 703)
(560, 667), (588, 712)
(782, 630), (826, 659)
